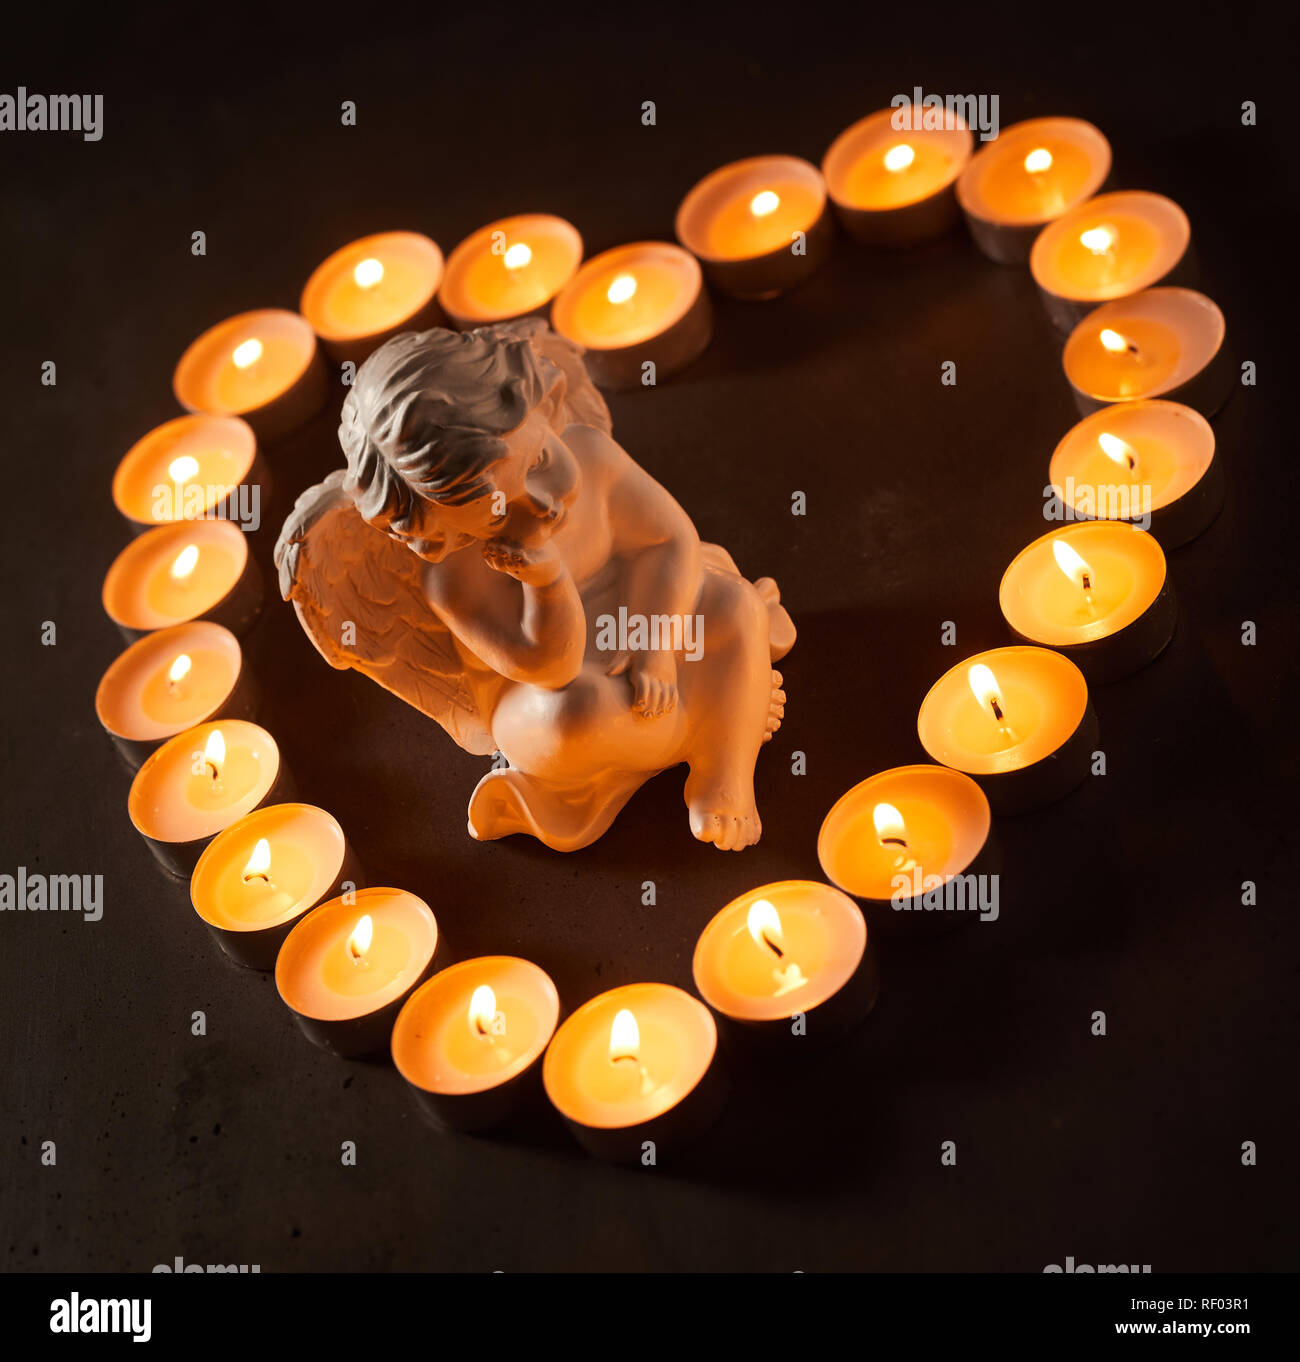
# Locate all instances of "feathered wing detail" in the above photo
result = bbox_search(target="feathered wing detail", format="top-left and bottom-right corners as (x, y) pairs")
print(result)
(273, 470), (496, 755)
(484, 316), (612, 435)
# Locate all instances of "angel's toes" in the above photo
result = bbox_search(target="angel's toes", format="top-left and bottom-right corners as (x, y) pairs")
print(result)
(686, 783), (762, 851)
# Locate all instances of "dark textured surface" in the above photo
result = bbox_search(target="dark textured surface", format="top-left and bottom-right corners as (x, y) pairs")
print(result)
(2, 2), (1296, 1272)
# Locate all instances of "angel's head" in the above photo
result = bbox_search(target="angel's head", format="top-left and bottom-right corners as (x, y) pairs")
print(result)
(339, 324), (581, 561)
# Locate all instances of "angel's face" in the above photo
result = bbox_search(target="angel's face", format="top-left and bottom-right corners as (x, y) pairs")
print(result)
(393, 408), (580, 560)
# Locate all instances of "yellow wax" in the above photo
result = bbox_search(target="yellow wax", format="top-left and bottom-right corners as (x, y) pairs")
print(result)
(1000, 523), (1167, 647)
(174, 308), (317, 416)
(918, 646), (1089, 775)
(676, 156), (825, 261)
(300, 232), (443, 341)
(551, 242), (701, 350)
(1031, 191), (1188, 302)
(102, 520), (248, 632)
(957, 117), (1110, 225)
(392, 956), (559, 1095)
(128, 720), (279, 844)
(276, 888), (437, 1022)
(439, 215), (582, 324)
(1063, 288), (1225, 404)
(112, 414), (256, 526)
(191, 803), (347, 933)
(1050, 400), (1215, 518)
(823, 106), (972, 210)
(96, 622), (242, 743)
(817, 765), (990, 901)
(543, 983), (715, 1129)
(692, 880), (865, 1022)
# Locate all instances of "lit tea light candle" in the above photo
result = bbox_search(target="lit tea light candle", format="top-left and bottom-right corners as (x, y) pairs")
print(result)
(111, 414), (263, 533)
(550, 241), (711, 389)
(391, 956), (560, 1131)
(438, 214), (582, 328)
(956, 116), (1111, 263)
(101, 519), (263, 642)
(173, 307), (328, 444)
(543, 982), (724, 1163)
(674, 155), (831, 298)
(1049, 400), (1222, 548)
(692, 880), (876, 1054)
(190, 803), (361, 970)
(1030, 190), (1191, 332)
(1062, 287), (1230, 418)
(918, 646), (1098, 815)
(822, 104), (973, 247)
(128, 720), (287, 877)
(817, 765), (997, 932)
(276, 887), (442, 1058)
(300, 231), (445, 364)
(1000, 523), (1176, 683)
(95, 621), (254, 769)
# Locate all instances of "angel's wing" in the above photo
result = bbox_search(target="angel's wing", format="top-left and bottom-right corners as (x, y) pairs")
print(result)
(273, 470), (496, 755)
(485, 316), (612, 436)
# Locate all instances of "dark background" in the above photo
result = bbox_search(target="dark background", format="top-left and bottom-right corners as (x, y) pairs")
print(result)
(2, 1), (1296, 1273)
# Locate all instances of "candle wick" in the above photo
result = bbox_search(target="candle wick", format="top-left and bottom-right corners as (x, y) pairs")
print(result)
(880, 836), (908, 849)
(762, 931), (785, 960)
(205, 762), (220, 781)
(989, 697), (1005, 723)
(241, 872), (272, 886)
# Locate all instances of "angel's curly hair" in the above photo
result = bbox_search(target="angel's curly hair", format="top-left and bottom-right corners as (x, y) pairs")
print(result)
(339, 323), (563, 535)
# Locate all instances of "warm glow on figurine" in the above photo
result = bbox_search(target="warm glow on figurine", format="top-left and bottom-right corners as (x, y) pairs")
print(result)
(241, 836), (272, 883)
(606, 272), (638, 304)
(1023, 147), (1053, 173)
(170, 544), (200, 581)
(346, 913), (374, 962)
(231, 338), (263, 369)
(884, 143), (915, 172)
(352, 257), (385, 289)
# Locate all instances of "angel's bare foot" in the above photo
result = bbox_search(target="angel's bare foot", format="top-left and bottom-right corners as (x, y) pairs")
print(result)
(763, 669), (786, 744)
(685, 768), (762, 851)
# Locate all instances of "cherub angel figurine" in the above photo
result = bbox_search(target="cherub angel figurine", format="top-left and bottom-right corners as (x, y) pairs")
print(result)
(274, 319), (794, 852)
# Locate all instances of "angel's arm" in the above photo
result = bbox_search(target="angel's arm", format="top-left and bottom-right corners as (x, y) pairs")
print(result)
(422, 545), (586, 690)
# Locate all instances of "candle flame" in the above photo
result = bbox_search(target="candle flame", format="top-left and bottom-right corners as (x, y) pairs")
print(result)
(968, 663), (1007, 723)
(609, 1007), (639, 1063)
(746, 897), (785, 958)
(884, 143), (915, 172)
(170, 544), (200, 580)
(469, 984), (499, 1035)
(231, 338), (263, 369)
(241, 837), (272, 882)
(203, 728), (226, 778)
(503, 242), (532, 270)
(1099, 327), (1130, 354)
(1023, 147), (1053, 173)
(1098, 431), (1138, 470)
(872, 801), (908, 848)
(168, 455), (199, 482)
(346, 913), (374, 961)
(167, 653), (192, 685)
(353, 257), (385, 288)
(1080, 225), (1115, 255)
(606, 273), (637, 305)
(1052, 539), (1093, 591)
(749, 189), (780, 217)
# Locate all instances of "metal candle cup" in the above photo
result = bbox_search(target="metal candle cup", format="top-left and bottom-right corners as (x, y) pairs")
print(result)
(817, 765), (997, 938)
(692, 880), (876, 1058)
(918, 646), (1098, 816)
(550, 242), (712, 390)
(1000, 524), (1176, 684)
(543, 983), (725, 1163)
(674, 155), (831, 299)
(95, 622), (256, 770)
(174, 308), (329, 445)
(190, 804), (362, 971)
(276, 888), (443, 1059)
(1048, 400), (1223, 549)
(127, 720), (289, 878)
(101, 520), (263, 642)
(956, 116), (1111, 265)
(391, 957), (560, 1132)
